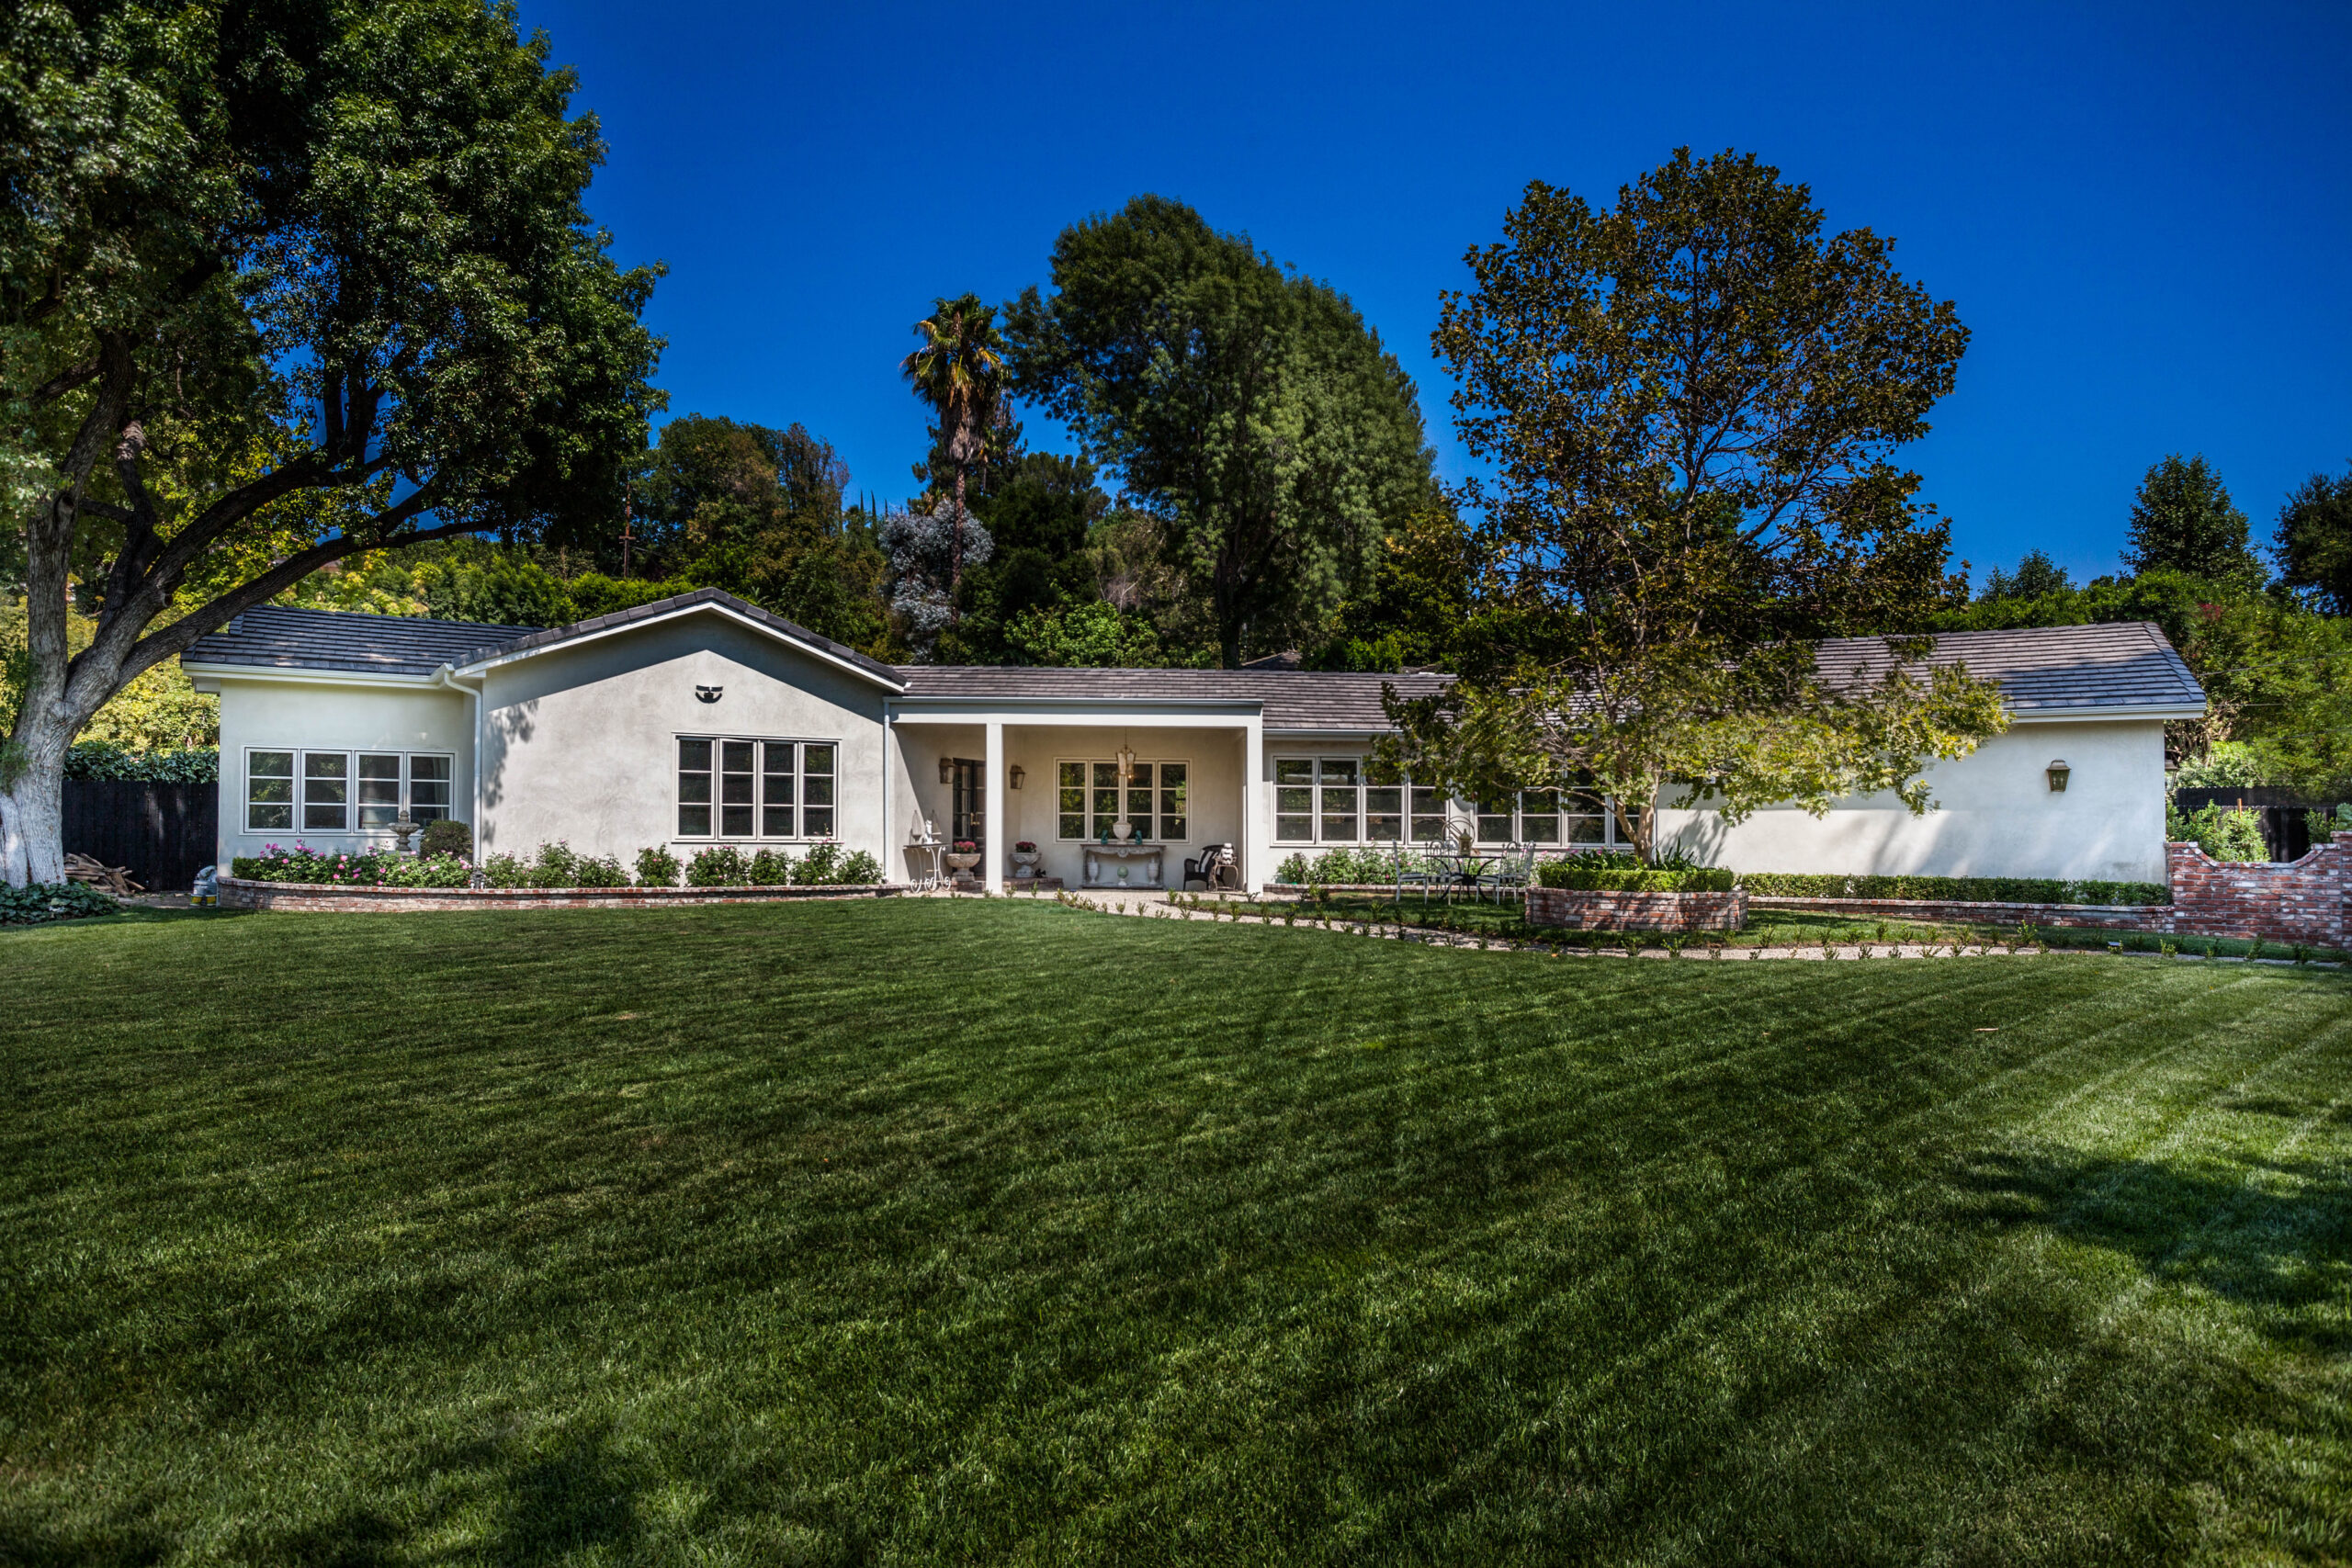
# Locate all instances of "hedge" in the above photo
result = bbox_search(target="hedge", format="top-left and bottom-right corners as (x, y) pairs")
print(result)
(62, 742), (219, 782)
(1736, 873), (2169, 905)
(1534, 863), (1736, 893)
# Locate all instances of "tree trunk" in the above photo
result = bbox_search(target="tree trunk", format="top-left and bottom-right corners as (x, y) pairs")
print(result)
(0, 715), (73, 886)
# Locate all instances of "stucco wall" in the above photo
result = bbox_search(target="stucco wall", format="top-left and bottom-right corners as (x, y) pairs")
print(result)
(1654, 718), (2168, 882)
(891, 723), (1249, 888)
(480, 613), (892, 863)
(210, 676), (473, 867)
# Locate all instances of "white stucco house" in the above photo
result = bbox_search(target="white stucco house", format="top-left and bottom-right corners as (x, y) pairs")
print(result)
(183, 588), (2205, 891)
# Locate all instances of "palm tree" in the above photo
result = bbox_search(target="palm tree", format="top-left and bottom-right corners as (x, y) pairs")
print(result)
(900, 293), (1007, 598)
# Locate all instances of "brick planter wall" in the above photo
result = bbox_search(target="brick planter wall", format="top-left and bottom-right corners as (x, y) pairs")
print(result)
(2158, 840), (2348, 948)
(219, 877), (901, 912)
(1527, 886), (1747, 932)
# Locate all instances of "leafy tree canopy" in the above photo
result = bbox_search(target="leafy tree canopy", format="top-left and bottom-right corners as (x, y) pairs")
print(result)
(1003, 195), (1437, 667)
(1978, 548), (2072, 601)
(1388, 149), (2002, 863)
(1, 0), (663, 884)
(2123, 454), (2266, 590)
(2275, 464), (2352, 616)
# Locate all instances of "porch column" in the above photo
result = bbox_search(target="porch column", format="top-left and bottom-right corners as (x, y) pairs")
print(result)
(1241, 716), (1266, 893)
(983, 719), (1005, 893)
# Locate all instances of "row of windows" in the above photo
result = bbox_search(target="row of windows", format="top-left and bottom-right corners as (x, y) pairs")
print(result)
(1274, 757), (1645, 848)
(1057, 760), (1189, 841)
(677, 737), (835, 839)
(246, 750), (452, 833)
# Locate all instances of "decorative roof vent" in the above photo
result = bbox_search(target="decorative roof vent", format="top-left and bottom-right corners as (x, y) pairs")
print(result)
(695, 684), (723, 704)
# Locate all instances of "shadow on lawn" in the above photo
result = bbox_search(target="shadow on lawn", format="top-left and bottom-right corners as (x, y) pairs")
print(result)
(1951, 1140), (2352, 1357)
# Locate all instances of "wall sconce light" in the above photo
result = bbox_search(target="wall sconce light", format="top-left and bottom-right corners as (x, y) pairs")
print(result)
(2047, 760), (2071, 793)
(1009, 764), (1025, 790)
(938, 757), (952, 784)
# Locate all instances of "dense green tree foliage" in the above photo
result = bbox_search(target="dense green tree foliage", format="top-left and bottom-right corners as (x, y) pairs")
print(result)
(2275, 464), (2352, 616)
(2122, 455), (2266, 589)
(0, 0), (662, 883)
(1004, 196), (1437, 667)
(1391, 150), (2002, 862)
(1977, 548), (2073, 601)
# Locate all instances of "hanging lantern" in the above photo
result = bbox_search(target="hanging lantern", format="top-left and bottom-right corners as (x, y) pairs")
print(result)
(1116, 743), (1136, 784)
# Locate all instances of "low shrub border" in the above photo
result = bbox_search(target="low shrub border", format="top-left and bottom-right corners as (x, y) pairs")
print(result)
(1736, 872), (2168, 905)
(218, 878), (903, 912)
(0, 881), (123, 926)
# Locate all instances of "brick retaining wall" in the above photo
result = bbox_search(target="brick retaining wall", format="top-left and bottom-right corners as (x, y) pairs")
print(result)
(1749, 841), (2350, 949)
(219, 877), (900, 912)
(1748, 897), (2155, 930)
(1527, 886), (1747, 932)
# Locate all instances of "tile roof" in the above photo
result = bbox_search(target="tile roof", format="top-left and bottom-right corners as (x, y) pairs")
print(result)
(184, 597), (2202, 723)
(453, 587), (904, 687)
(892, 666), (1453, 731)
(1813, 622), (2205, 714)
(183, 604), (537, 676)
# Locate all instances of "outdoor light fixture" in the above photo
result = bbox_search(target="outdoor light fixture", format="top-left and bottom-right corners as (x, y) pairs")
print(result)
(2047, 760), (2071, 793)
(938, 757), (952, 784)
(1009, 764), (1025, 790)
(694, 684), (722, 704)
(1115, 741), (1136, 784)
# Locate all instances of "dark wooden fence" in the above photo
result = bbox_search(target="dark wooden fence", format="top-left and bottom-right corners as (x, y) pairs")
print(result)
(62, 779), (219, 893)
(2171, 786), (2334, 863)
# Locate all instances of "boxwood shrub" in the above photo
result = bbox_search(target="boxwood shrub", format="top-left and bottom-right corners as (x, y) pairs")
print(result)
(1534, 863), (1736, 893)
(1736, 873), (2168, 905)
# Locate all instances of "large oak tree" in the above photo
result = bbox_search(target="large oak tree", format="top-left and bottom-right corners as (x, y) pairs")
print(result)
(1389, 150), (2006, 863)
(1, 0), (662, 884)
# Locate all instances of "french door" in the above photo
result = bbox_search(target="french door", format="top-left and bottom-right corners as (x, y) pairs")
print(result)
(949, 758), (985, 849)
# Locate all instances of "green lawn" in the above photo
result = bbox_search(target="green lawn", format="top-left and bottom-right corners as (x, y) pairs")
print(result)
(3, 902), (2347, 1564)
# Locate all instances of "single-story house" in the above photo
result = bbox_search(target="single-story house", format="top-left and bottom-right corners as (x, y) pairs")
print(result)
(183, 589), (2205, 890)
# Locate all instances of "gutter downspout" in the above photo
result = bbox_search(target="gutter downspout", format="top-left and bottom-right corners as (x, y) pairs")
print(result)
(434, 664), (485, 838)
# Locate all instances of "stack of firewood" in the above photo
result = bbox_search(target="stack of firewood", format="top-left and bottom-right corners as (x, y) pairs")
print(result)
(63, 853), (144, 896)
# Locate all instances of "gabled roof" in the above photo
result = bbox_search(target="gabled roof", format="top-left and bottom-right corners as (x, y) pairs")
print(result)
(183, 599), (2202, 723)
(893, 666), (1453, 731)
(1815, 622), (2204, 715)
(451, 587), (904, 689)
(183, 604), (537, 677)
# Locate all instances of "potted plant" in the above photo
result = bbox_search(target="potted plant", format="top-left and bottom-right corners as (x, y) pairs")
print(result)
(1010, 840), (1043, 874)
(943, 839), (982, 875)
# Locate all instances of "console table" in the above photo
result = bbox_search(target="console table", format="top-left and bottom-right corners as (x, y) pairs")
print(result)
(1081, 841), (1166, 888)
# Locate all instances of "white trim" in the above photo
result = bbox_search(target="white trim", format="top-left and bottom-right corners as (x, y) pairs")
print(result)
(184, 663), (446, 690)
(891, 701), (1259, 726)
(451, 601), (905, 692)
(234, 744), (458, 839)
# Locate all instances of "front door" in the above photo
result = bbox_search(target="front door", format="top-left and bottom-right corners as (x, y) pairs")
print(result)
(950, 758), (985, 850)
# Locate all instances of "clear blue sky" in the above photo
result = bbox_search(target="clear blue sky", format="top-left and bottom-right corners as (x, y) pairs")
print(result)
(517, 0), (2350, 590)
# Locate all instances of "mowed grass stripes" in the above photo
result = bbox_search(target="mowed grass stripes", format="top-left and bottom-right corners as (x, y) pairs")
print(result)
(1, 901), (2346, 1564)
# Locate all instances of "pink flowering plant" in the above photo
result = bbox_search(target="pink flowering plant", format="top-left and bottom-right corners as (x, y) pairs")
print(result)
(230, 840), (474, 888)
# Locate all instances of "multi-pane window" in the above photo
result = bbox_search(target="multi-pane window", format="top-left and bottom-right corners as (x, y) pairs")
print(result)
(246, 750), (294, 831)
(678, 736), (833, 839)
(1276, 758), (1450, 843)
(1476, 787), (1643, 848)
(1055, 760), (1188, 840)
(245, 750), (454, 833)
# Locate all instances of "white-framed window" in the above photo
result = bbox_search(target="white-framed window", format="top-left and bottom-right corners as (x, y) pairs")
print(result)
(243, 749), (455, 833)
(677, 735), (834, 840)
(1476, 786), (1643, 849)
(1274, 758), (1450, 844)
(1055, 759), (1189, 841)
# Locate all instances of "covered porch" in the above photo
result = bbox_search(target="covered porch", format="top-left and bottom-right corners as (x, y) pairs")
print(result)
(888, 699), (1266, 893)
